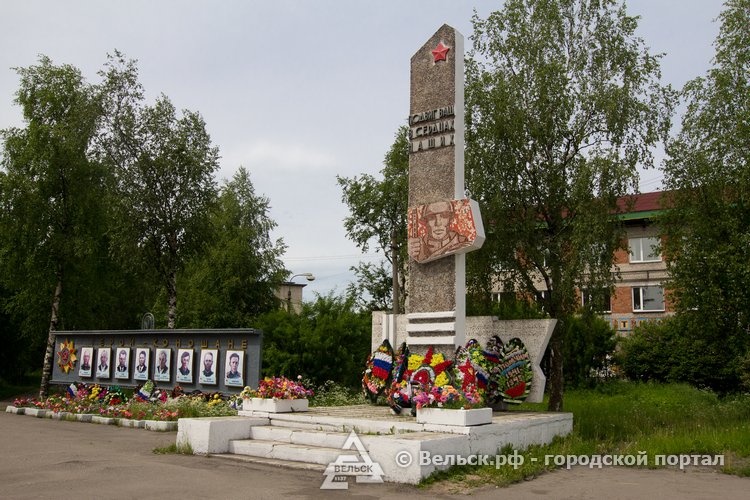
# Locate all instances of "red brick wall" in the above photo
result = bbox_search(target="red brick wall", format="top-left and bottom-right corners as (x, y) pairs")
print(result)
(613, 247), (630, 265)
(611, 286), (632, 314)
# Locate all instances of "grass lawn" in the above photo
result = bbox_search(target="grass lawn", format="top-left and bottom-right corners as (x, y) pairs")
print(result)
(423, 381), (750, 487)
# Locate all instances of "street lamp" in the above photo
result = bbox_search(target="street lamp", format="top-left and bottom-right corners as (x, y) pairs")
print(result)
(287, 273), (315, 312)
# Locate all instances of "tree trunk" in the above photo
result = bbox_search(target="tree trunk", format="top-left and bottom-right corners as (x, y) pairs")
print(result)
(39, 271), (63, 400)
(167, 269), (177, 329)
(547, 318), (564, 412)
(391, 229), (400, 315)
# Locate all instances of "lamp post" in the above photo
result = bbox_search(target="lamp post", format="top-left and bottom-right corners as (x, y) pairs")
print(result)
(287, 272), (315, 313)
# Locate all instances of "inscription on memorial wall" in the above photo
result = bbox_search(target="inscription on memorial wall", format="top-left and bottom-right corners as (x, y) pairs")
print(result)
(408, 105), (455, 153)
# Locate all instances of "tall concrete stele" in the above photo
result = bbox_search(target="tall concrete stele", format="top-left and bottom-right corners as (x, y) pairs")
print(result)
(372, 25), (552, 403)
(406, 24), (485, 349)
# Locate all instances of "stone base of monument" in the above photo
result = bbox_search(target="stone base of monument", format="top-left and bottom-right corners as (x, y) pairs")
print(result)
(416, 407), (493, 426)
(240, 398), (309, 414)
(373, 313), (556, 404)
(177, 405), (573, 484)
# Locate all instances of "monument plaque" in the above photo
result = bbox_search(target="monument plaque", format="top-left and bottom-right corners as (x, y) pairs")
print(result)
(406, 25), (484, 348)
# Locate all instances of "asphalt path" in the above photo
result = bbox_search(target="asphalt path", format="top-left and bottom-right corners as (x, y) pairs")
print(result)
(0, 410), (748, 499)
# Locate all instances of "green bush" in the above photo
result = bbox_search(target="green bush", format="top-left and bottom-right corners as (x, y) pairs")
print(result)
(617, 314), (743, 393)
(254, 294), (371, 388)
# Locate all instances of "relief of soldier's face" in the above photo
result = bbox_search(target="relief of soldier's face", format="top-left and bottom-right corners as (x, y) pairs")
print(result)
(427, 211), (451, 240)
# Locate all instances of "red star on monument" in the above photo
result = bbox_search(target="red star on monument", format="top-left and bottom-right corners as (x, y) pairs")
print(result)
(431, 42), (450, 62)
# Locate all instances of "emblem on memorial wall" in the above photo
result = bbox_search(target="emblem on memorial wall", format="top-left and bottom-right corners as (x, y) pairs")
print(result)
(56, 339), (77, 373)
(407, 198), (485, 264)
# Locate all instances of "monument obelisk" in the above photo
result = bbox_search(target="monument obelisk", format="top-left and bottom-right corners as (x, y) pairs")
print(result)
(406, 25), (484, 349)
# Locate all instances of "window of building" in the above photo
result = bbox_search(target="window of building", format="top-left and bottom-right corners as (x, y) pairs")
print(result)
(629, 237), (661, 263)
(491, 291), (517, 303)
(632, 286), (665, 312)
(581, 288), (611, 313)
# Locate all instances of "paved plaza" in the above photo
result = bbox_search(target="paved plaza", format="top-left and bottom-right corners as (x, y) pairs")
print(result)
(1, 408), (748, 499)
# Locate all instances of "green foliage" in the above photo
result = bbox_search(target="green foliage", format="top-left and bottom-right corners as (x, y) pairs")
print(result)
(0, 52), (287, 382)
(464, 0), (675, 410)
(308, 380), (367, 407)
(467, 293), (547, 319)
(563, 314), (616, 388)
(422, 383), (750, 487)
(617, 314), (742, 393)
(345, 261), (392, 312)
(254, 294), (371, 388)
(0, 55), (146, 393)
(338, 126), (409, 312)
(177, 167), (287, 327)
(99, 52), (220, 328)
(465, 0), (675, 315)
(660, 0), (750, 383)
(153, 442), (194, 455)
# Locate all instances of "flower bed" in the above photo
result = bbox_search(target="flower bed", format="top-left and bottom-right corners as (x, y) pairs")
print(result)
(10, 381), (238, 427)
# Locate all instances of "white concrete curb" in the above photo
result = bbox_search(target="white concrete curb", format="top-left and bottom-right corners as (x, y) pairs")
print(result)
(5, 405), (179, 432)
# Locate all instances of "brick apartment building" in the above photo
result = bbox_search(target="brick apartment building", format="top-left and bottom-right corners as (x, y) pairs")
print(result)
(492, 190), (673, 335)
(606, 191), (672, 335)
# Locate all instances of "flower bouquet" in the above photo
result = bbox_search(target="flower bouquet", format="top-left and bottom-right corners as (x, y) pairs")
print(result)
(413, 383), (492, 426)
(240, 376), (313, 413)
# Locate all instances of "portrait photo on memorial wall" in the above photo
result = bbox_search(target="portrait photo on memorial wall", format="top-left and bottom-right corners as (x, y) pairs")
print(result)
(133, 348), (150, 381)
(224, 350), (244, 387)
(114, 347), (130, 379)
(154, 348), (171, 382)
(78, 347), (93, 378)
(96, 347), (111, 378)
(176, 348), (193, 384)
(198, 349), (218, 385)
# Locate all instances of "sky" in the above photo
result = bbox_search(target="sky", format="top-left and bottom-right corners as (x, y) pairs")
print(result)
(0, 0), (725, 299)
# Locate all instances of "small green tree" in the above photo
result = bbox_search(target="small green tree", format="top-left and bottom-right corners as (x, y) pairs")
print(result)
(465, 0), (675, 410)
(337, 126), (409, 313)
(178, 167), (288, 327)
(563, 313), (616, 388)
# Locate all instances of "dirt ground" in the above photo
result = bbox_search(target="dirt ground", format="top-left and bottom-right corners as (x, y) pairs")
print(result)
(0, 408), (748, 499)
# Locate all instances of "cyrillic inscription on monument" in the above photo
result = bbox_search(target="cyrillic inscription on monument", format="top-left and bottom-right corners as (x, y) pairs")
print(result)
(409, 106), (456, 152)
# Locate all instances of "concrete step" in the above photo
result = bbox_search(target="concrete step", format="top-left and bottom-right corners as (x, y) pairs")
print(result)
(265, 418), (345, 433)
(211, 453), (326, 472)
(228, 438), (359, 465)
(249, 426), (350, 449)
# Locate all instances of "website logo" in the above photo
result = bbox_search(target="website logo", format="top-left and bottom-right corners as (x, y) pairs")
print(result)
(320, 431), (385, 490)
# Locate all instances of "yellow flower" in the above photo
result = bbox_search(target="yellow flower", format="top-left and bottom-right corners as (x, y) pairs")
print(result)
(434, 372), (449, 387)
(430, 353), (445, 367)
(408, 354), (424, 371)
